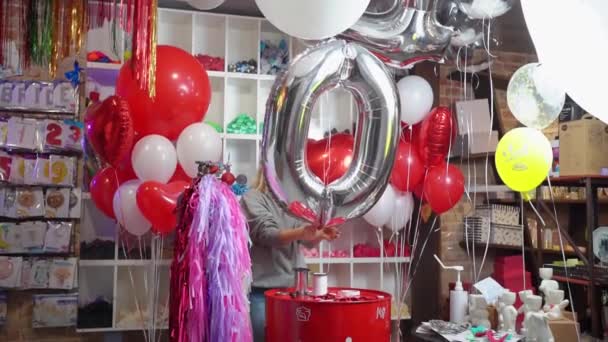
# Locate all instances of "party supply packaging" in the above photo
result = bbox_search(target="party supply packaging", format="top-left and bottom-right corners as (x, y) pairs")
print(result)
(32, 293), (78, 328)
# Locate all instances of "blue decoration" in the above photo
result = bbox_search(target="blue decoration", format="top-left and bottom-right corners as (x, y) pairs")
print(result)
(64, 61), (83, 88)
(260, 39), (289, 75)
(232, 183), (249, 196)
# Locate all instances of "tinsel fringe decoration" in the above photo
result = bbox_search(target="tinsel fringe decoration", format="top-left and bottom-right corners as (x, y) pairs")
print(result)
(0, 0), (86, 77)
(170, 175), (253, 342)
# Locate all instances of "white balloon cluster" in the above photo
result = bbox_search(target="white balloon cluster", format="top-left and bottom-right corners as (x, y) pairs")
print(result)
(113, 122), (222, 236)
(363, 184), (414, 233)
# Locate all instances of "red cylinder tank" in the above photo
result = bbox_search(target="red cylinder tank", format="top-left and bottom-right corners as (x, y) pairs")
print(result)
(265, 287), (391, 342)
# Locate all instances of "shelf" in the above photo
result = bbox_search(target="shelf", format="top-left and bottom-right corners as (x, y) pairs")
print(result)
(80, 259), (171, 267)
(459, 241), (580, 257)
(77, 326), (168, 333)
(553, 275), (591, 286)
(305, 257), (411, 264)
(224, 133), (260, 141)
(85, 62), (122, 70)
(489, 197), (608, 205)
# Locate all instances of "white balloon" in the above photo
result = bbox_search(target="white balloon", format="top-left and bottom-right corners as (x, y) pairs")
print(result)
(386, 192), (414, 233)
(186, 0), (225, 10)
(255, 0), (370, 40)
(131, 135), (177, 183)
(363, 185), (396, 227)
(522, 0), (608, 124)
(113, 180), (151, 237)
(176, 123), (223, 178)
(397, 76), (434, 125)
(507, 63), (565, 129)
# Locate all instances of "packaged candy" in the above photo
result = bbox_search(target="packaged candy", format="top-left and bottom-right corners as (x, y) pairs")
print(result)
(8, 156), (25, 184)
(29, 258), (50, 288)
(49, 155), (75, 186)
(5, 117), (41, 151)
(0, 121), (8, 147)
(68, 188), (81, 218)
(44, 222), (72, 253)
(0, 256), (23, 288)
(49, 257), (77, 289)
(23, 158), (37, 185)
(34, 157), (50, 185)
(0, 151), (12, 182)
(32, 293), (78, 328)
(0, 223), (13, 253)
(15, 187), (45, 218)
(20, 222), (47, 251)
(45, 188), (70, 218)
(43, 119), (66, 151)
(20, 258), (32, 288)
(62, 120), (84, 152)
(3, 187), (16, 218)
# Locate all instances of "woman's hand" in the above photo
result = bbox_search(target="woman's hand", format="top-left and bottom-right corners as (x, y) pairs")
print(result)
(300, 225), (341, 242)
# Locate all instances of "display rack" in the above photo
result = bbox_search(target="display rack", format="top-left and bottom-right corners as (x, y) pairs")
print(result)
(78, 7), (411, 332)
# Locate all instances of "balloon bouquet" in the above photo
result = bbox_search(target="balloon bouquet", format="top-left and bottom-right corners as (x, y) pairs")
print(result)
(255, 0), (514, 233)
(87, 45), (224, 236)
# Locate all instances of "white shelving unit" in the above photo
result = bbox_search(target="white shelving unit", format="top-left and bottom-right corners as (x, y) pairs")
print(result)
(79, 7), (411, 332)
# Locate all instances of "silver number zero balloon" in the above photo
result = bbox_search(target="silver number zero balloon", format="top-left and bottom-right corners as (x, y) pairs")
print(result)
(262, 39), (400, 226)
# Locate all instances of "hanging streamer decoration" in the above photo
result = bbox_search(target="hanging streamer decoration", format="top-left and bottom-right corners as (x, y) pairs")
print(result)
(169, 174), (252, 342)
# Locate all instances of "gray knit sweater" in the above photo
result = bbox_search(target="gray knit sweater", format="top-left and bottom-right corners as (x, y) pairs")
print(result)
(241, 190), (309, 288)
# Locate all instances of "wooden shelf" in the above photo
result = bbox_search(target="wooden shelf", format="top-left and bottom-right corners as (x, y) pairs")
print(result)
(489, 198), (608, 205)
(552, 275), (590, 286)
(459, 241), (579, 257)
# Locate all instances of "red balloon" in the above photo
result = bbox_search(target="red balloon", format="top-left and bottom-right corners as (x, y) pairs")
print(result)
(416, 107), (457, 167)
(136, 181), (190, 235)
(412, 177), (427, 202)
(390, 140), (425, 192)
(84, 95), (134, 167)
(424, 163), (464, 214)
(169, 164), (192, 183)
(306, 133), (354, 185)
(221, 171), (236, 185)
(400, 122), (420, 143)
(116, 45), (211, 140)
(115, 157), (137, 184)
(89, 167), (120, 218)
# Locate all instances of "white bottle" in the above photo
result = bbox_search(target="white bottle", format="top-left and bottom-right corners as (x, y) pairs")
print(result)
(450, 268), (468, 323)
(433, 254), (468, 323)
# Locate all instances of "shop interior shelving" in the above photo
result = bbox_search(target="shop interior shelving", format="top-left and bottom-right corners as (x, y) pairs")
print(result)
(78, 7), (411, 332)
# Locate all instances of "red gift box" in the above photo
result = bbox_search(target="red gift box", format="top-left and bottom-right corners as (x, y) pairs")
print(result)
(494, 255), (524, 268)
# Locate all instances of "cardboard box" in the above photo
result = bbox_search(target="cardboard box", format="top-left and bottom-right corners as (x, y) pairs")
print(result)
(559, 116), (608, 176)
(452, 131), (499, 157)
(455, 99), (492, 135)
(549, 311), (580, 342)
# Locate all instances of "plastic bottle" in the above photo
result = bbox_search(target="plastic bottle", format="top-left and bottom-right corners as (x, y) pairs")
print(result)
(449, 267), (468, 323)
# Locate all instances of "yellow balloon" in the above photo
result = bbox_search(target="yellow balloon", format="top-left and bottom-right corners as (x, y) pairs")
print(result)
(495, 127), (552, 192)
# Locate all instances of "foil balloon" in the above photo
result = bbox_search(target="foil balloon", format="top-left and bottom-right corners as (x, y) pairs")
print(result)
(262, 39), (399, 226)
(342, 2), (454, 69)
(417, 107), (458, 167)
(306, 133), (354, 185)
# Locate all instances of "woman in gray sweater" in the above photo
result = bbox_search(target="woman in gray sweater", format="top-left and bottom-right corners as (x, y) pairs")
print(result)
(241, 169), (340, 341)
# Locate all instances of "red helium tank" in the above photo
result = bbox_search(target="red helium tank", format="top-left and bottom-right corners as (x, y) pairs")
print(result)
(265, 287), (391, 342)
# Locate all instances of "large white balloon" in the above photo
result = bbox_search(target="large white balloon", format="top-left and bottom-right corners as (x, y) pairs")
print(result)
(113, 180), (151, 237)
(176, 123), (223, 178)
(397, 76), (434, 125)
(522, 0), (608, 124)
(363, 185), (396, 227)
(255, 0), (370, 40)
(131, 135), (177, 183)
(386, 192), (414, 233)
(507, 63), (565, 129)
(186, 0), (225, 10)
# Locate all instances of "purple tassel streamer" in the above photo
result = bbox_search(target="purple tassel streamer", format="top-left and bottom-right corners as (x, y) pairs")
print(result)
(171, 175), (252, 342)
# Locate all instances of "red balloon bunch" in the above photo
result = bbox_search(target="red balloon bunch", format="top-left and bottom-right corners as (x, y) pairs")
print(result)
(389, 106), (464, 214)
(88, 45), (213, 236)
